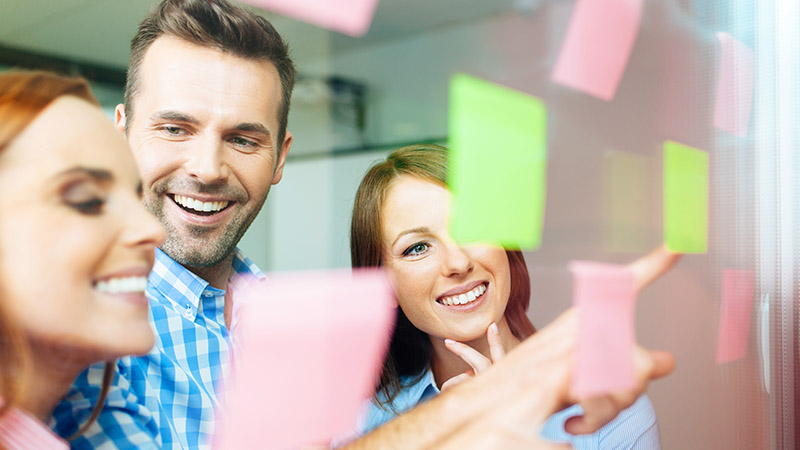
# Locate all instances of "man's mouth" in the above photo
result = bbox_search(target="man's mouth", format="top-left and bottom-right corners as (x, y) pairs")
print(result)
(170, 194), (233, 216)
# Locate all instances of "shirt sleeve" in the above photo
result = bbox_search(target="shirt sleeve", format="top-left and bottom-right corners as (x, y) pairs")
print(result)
(50, 361), (161, 450)
(596, 395), (661, 450)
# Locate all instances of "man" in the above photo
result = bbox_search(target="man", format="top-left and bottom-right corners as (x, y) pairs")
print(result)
(52, 0), (675, 448)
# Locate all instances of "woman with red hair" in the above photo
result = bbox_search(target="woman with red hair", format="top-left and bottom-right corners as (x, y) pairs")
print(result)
(0, 71), (164, 448)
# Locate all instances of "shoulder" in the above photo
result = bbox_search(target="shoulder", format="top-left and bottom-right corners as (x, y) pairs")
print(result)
(539, 395), (659, 450)
(51, 360), (161, 450)
(359, 371), (436, 436)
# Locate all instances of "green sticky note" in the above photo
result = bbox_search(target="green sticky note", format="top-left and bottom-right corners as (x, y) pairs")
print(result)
(663, 141), (708, 253)
(448, 74), (547, 250)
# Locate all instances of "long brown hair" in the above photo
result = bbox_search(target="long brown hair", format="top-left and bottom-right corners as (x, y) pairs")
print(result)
(350, 144), (536, 407)
(0, 70), (114, 438)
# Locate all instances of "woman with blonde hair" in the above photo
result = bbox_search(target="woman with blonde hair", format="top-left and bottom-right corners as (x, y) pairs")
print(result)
(0, 71), (164, 448)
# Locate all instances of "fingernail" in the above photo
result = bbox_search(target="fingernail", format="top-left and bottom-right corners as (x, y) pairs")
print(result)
(490, 322), (498, 334)
(444, 338), (455, 345)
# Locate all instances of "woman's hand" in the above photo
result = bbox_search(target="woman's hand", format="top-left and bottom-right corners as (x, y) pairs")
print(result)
(440, 322), (506, 391)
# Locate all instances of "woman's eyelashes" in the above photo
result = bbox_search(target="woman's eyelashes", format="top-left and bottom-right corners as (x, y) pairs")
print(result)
(62, 183), (106, 215)
(402, 241), (431, 258)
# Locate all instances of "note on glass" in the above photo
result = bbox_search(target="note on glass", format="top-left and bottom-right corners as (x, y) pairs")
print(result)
(448, 74), (547, 250)
(602, 151), (651, 253)
(716, 269), (756, 364)
(238, 0), (379, 37)
(714, 32), (755, 138)
(663, 141), (708, 253)
(214, 269), (396, 449)
(570, 261), (637, 396)
(551, 0), (644, 101)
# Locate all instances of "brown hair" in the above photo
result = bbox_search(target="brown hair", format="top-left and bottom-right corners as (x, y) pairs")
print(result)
(0, 70), (113, 438)
(350, 144), (536, 407)
(124, 0), (297, 149)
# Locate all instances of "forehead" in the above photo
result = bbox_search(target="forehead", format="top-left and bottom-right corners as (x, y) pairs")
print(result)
(382, 176), (451, 237)
(135, 36), (282, 126)
(0, 97), (138, 188)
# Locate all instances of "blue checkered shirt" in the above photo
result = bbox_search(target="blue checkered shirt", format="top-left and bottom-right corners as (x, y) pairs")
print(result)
(50, 248), (265, 449)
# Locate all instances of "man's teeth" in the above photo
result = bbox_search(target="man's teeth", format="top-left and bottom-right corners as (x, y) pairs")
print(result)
(95, 276), (148, 294)
(173, 194), (229, 213)
(439, 284), (487, 306)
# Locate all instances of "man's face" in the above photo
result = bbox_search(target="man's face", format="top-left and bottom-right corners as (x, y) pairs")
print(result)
(117, 37), (291, 268)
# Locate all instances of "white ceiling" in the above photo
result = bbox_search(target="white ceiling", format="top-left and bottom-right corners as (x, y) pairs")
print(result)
(0, 0), (526, 72)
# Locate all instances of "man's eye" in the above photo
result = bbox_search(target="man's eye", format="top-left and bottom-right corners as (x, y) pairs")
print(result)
(161, 126), (185, 136)
(230, 137), (257, 148)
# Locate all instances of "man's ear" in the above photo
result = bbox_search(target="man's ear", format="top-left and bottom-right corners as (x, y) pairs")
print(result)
(114, 104), (127, 134)
(271, 130), (293, 185)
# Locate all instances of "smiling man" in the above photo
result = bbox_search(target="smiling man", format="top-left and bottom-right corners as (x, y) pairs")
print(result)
(51, 1), (294, 448)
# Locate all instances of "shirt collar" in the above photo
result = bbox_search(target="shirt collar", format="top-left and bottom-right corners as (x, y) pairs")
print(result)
(148, 247), (266, 322)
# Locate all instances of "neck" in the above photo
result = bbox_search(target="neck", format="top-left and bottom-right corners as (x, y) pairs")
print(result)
(187, 253), (235, 291)
(429, 316), (522, 390)
(19, 340), (98, 422)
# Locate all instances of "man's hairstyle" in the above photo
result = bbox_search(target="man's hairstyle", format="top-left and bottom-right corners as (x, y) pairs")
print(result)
(124, 0), (297, 148)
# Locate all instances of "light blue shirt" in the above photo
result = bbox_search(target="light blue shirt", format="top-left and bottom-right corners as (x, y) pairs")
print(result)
(51, 248), (265, 449)
(360, 370), (661, 449)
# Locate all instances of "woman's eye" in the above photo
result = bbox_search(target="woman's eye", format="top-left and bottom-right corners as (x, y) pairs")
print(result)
(69, 198), (105, 215)
(403, 242), (430, 257)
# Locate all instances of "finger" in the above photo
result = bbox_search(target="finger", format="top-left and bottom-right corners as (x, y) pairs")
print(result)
(627, 244), (682, 292)
(440, 373), (472, 392)
(444, 339), (492, 374)
(487, 322), (506, 362)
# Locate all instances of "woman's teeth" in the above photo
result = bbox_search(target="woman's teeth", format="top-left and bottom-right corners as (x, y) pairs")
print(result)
(439, 284), (487, 306)
(173, 194), (229, 213)
(95, 276), (148, 294)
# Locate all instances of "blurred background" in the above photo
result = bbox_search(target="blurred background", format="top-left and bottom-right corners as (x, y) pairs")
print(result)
(1, 0), (797, 448)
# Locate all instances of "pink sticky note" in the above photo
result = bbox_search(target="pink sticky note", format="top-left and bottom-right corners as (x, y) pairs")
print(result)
(570, 261), (637, 396)
(713, 32), (755, 137)
(716, 269), (756, 364)
(551, 0), (643, 101)
(214, 269), (395, 449)
(239, 0), (379, 37)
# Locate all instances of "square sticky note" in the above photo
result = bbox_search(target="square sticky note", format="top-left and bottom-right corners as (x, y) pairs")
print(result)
(570, 261), (637, 396)
(240, 0), (379, 37)
(214, 269), (395, 449)
(602, 151), (651, 253)
(551, 0), (644, 101)
(663, 141), (708, 253)
(716, 269), (756, 364)
(448, 74), (547, 250)
(714, 32), (755, 138)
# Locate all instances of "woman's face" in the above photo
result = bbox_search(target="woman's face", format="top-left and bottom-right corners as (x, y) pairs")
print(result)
(380, 175), (511, 341)
(0, 96), (165, 361)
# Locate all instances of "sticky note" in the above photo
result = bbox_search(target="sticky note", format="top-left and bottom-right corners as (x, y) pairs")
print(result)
(214, 269), (396, 449)
(239, 0), (379, 37)
(551, 0), (644, 101)
(716, 269), (756, 364)
(602, 151), (651, 253)
(570, 261), (637, 396)
(448, 74), (547, 250)
(663, 141), (708, 253)
(714, 32), (755, 137)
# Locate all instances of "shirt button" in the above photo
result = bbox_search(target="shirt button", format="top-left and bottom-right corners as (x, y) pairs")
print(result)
(203, 291), (214, 297)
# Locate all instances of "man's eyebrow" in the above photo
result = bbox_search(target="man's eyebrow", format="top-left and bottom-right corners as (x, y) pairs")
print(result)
(150, 110), (199, 124)
(233, 122), (270, 136)
(392, 227), (430, 247)
(54, 166), (114, 183)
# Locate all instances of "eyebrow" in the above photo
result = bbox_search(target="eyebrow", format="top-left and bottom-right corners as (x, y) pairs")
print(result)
(150, 110), (199, 124)
(55, 166), (114, 183)
(233, 122), (271, 137)
(392, 227), (431, 247)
